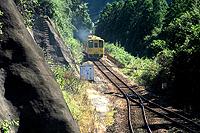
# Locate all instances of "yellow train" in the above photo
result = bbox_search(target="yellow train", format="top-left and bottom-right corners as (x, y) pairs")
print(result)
(83, 35), (104, 59)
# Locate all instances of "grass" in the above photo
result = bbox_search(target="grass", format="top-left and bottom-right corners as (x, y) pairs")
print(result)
(49, 41), (161, 132)
(50, 61), (119, 132)
(62, 88), (97, 132)
(50, 64), (98, 132)
(103, 104), (117, 127)
(105, 42), (161, 86)
(0, 120), (19, 133)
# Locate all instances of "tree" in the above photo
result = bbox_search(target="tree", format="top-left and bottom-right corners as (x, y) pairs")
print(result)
(96, 0), (168, 56)
(96, 2), (113, 41)
(164, 0), (197, 27)
(71, 0), (92, 40)
(152, 3), (200, 112)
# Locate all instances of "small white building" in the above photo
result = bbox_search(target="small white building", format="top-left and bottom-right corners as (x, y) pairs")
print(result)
(80, 65), (94, 81)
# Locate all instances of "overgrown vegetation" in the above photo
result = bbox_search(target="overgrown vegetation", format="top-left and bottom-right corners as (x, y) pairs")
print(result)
(50, 64), (117, 131)
(0, 10), (3, 34)
(103, 104), (117, 127)
(0, 120), (19, 133)
(100, 0), (200, 114)
(96, 0), (169, 56)
(15, 0), (200, 130)
(68, 38), (84, 64)
(14, 0), (98, 131)
(105, 42), (161, 86)
(15, 0), (91, 71)
(17, 0), (38, 28)
(153, 1), (200, 113)
(50, 64), (98, 132)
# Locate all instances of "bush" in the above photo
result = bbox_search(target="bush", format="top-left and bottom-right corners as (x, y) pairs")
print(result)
(150, 4), (200, 113)
(105, 42), (133, 66)
(50, 64), (97, 132)
(105, 42), (161, 86)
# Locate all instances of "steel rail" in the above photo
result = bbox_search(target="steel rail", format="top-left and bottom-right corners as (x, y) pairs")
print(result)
(127, 96), (197, 133)
(140, 95), (200, 127)
(98, 59), (200, 132)
(127, 86), (200, 132)
(98, 60), (152, 133)
(93, 61), (134, 133)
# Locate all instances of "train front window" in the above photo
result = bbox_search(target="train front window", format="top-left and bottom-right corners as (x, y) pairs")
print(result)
(88, 40), (93, 48)
(99, 40), (103, 48)
(94, 43), (98, 48)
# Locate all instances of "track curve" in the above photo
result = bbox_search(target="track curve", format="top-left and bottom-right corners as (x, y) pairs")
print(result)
(93, 59), (200, 133)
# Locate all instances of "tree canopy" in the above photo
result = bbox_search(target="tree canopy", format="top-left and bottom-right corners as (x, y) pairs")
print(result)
(152, 1), (200, 110)
(96, 0), (169, 56)
(96, 0), (200, 112)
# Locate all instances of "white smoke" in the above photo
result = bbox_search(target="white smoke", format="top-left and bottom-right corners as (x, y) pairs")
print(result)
(76, 29), (89, 41)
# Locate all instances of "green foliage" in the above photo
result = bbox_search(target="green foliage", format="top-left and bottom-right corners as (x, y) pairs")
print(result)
(96, 1), (125, 44)
(51, 65), (78, 92)
(149, 2), (200, 112)
(125, 56), (161, 85)
(81, 0), (121, 22)
(38, 0), (75, 38)
(96, 0), (168, 56)
(71, 0), (92, 40)
(165, 8), (200, 52)
(15, 0), (89, 65)
(158, 3), (200, 73)
(62, 89), (97, 132)
(18, 0), (39, 28)
(68, 38), (84, 64)
(105, 42), (161, 85)
(16, 0), (91, 40)
(36, 0), (89, 63)
(103, 106), (117, 127)
(164, 0), (198, 26)
(105, 42), (133, 66)
(150, 39), (167, 53)
(50, 64), (98, 132)
(0, 10), (3, 34)
(0, 120), (19, 133)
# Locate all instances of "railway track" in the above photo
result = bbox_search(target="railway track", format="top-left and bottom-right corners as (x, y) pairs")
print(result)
(93, 59), (200, 133)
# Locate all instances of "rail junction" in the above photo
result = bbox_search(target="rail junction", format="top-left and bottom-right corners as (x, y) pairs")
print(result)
(92, 59), (200, 133)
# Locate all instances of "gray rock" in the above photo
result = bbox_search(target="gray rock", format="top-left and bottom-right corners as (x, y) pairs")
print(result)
(32, 16), (79, 76)
(0, 0), (80, 132)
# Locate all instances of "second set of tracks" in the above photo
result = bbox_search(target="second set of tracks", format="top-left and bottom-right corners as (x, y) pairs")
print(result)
(93, 59), (200, 133)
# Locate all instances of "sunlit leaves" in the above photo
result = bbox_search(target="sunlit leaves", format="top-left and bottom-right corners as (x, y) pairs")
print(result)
(0, 10), (3, 34)
(0, 120), (19, 133)
(71, 0), (91, 39)
(165, 5), (200, 53)
(105, 42), (161, 85)
(96, 0), (168, 56)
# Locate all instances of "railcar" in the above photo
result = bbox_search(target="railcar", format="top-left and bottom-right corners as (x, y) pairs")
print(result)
(83, 35), (104, 59)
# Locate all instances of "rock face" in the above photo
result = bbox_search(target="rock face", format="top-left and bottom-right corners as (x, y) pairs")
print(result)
(0, 0), (80, 132)
(32, 16), (79, 76)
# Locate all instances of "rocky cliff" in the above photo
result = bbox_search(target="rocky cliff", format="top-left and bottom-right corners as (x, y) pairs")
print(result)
(0, 0), (80, 132)
(32, 16), (79, 76)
